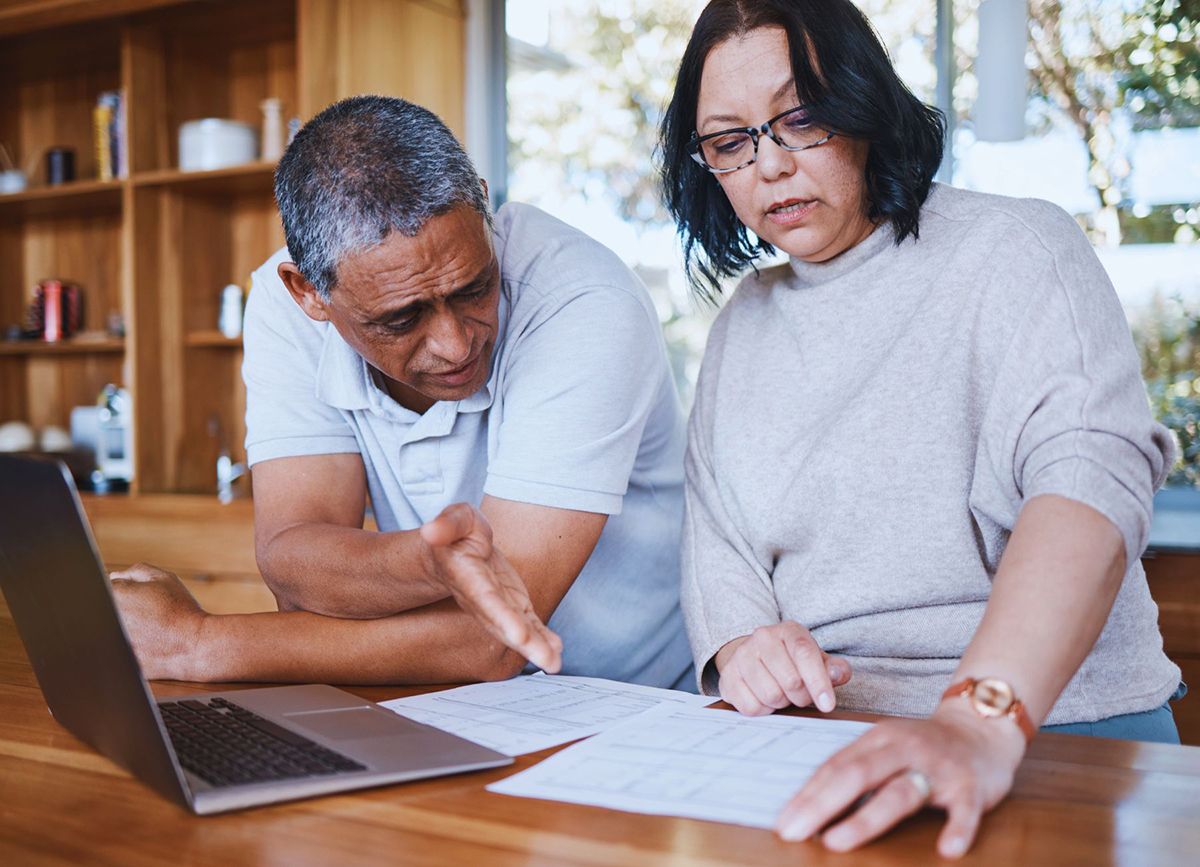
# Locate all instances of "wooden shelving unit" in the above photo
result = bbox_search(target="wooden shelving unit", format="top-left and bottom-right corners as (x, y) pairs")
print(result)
(0, 0), (467, 494)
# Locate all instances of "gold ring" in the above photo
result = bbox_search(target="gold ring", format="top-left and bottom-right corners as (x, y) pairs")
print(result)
(902, 769), (933, 806)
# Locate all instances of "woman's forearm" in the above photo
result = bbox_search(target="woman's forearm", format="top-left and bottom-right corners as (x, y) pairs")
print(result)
(951, 494), (1127, 725)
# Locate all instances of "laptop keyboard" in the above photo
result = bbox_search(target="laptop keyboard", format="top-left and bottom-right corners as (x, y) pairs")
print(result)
(158, 697), (367, 788)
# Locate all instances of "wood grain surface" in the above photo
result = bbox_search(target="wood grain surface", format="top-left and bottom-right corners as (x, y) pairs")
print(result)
(3, 591), (1200, 866)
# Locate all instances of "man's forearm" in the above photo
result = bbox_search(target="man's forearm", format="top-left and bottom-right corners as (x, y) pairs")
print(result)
(949, 494), (1127, 726)
(188, 596), (527, 684)
(259, 523), (449, 619)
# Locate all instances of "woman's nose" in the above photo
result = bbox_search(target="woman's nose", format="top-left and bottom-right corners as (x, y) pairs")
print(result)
(755, 135), (796, 182)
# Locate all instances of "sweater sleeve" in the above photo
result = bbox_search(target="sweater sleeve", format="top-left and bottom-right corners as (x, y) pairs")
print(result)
(681, 308), (781, 695)
(979, 202), (1175, 570)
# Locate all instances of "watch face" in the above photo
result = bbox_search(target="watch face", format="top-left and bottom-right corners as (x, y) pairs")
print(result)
(971, 678), (1015, 717)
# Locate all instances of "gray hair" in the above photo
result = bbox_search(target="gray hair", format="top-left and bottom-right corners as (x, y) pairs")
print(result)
(274, 95), (492, 299)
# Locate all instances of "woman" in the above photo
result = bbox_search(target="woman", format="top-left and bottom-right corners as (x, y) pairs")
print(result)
(660, 0), (1184, 857)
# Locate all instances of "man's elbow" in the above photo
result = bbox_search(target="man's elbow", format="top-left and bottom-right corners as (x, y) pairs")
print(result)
(255, 546), (298, 609)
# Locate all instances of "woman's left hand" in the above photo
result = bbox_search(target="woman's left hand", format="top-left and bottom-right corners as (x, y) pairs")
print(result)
(774, 700), (1027, 858)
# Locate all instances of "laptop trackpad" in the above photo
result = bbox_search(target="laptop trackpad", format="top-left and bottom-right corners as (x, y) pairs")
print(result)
(284, 707), (420, 741)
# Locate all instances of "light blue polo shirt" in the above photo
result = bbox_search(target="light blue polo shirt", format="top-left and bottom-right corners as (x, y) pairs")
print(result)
(242, 202), (693, 689)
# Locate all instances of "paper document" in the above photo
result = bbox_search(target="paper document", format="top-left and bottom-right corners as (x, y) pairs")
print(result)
(487, 703), (872, 828)
(379, 674), (716, 756)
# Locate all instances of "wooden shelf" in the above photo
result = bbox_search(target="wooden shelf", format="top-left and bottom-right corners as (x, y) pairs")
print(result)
(0, 0), (466, 493)
(132, 162), (277, 195)
(0, 180), (123, 218)
(184, 331), (242, 348)
(0, 336), (125, 356)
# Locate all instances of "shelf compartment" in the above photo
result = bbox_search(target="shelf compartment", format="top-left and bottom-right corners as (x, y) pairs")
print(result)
(0, 20), (123, 187)
(126, 0), (297, 174)
(0, 351), (125, 429)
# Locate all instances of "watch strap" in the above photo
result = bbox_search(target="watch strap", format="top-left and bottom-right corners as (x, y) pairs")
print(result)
(942, 678), (1035, 743)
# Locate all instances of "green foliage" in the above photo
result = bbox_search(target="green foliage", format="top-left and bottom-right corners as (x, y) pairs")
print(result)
(508, 0), (707, 229)
(1120, 0), (1200, 130)
(1027, 0), (1200, 211)
(1132, 295), (1200, 487)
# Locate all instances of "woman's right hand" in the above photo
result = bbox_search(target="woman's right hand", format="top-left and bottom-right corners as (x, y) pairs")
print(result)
(714, 622), (851, 716)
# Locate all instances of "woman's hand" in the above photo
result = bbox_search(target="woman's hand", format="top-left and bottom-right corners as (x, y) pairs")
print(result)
(714, 622), (851, 716)
(421, 502), (563, 674)
(110, 563), (209, 681)
(774, 699), (1027, 858)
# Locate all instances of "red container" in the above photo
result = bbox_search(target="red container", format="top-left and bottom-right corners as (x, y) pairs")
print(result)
(42, 280), (62, 342)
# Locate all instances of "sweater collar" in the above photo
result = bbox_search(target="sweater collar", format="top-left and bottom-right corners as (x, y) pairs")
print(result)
(786, 217), (896, 288)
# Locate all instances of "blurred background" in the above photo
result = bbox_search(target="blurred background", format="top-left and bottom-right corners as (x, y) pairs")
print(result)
(500, 0), (1200, 489)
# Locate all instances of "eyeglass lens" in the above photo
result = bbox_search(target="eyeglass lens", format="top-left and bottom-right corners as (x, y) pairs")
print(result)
(698, 111), (829, 171)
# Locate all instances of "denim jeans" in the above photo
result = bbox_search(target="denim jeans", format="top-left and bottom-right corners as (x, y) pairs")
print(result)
(1040, 682), (1187, 744)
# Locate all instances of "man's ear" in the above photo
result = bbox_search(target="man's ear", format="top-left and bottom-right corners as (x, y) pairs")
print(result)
(480, 177), (489, 202)
(278, 263), (331, 322)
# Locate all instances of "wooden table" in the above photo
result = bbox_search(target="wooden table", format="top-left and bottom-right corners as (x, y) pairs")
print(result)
(2, 598), (1199, 866)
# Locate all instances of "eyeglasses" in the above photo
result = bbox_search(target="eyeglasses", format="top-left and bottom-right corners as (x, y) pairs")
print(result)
(687, 106), (836, 174)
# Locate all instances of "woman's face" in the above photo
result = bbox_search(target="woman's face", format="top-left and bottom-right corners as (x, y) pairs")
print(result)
(696, 26), (874, 263)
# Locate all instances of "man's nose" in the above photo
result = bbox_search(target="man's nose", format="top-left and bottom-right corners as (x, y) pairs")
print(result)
(755, 134), (796, 183)
(426, 310), (473, 364)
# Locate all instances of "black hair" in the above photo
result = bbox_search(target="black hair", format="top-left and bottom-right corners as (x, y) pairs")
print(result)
(660, 0), (946, 299)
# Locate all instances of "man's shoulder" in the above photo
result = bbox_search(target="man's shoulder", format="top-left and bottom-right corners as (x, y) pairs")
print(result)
(244, 245), (326, 357)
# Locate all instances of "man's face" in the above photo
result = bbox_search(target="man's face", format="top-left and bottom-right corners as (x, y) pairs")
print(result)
(290, 207), (500, 412)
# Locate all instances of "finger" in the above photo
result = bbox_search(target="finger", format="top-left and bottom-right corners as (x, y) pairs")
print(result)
(937, 793), (983, 859)
(757, 636), (813, 708)
(720, 672), (767, 716)
(826, 654), (852, 686)
(821, 773), (929, 852)
(776, 740), (904, 842)
(743, 656), (791, 712)
(783, 631), (835, 712)
(528, 618), (564, 672)
(110, 563), (158, 582)
(455, 575), (561, 672)
(420, 503), (486, 549)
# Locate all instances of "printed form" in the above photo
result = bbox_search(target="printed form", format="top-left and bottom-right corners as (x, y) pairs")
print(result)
(379, 674), (715, 756)
(487, 703), (873, 828)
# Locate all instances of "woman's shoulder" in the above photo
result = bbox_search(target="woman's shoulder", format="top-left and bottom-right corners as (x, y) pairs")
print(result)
(920, 183), (1088, 258)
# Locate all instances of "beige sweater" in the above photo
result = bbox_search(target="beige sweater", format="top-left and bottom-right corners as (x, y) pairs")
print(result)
(681, 183), (1180, 725)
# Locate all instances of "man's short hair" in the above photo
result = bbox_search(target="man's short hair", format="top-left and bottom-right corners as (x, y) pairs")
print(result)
(274, 95), (492, 299)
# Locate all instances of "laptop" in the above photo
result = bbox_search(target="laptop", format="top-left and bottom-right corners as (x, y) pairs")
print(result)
(0, 454), (511, 814)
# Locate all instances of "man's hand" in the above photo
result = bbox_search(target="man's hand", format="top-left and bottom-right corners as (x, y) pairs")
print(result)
(421, 503), (564, 673)
(715, 622), (852, 716)
(110, 564), (209, 681)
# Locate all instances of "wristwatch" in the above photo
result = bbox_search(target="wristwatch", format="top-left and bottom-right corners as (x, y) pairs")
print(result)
(941, 677), (1035, 743)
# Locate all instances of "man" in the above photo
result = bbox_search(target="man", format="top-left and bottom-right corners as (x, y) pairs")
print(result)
(112, 96), (692, 690)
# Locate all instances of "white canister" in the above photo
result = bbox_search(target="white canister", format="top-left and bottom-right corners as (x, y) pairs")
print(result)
(178, 119), (257, 171)
(0, 170), (27, 194)
(219, 284), (244, 338)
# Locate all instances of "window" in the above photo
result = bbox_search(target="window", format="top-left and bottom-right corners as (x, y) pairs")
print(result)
(502, 0), (1199, 486)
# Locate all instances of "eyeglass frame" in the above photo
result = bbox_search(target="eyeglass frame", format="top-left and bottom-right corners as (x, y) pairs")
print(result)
(687, 106), (837, 174)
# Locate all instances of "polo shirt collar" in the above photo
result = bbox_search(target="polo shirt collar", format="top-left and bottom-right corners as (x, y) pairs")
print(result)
(314, 325), (373, 412)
